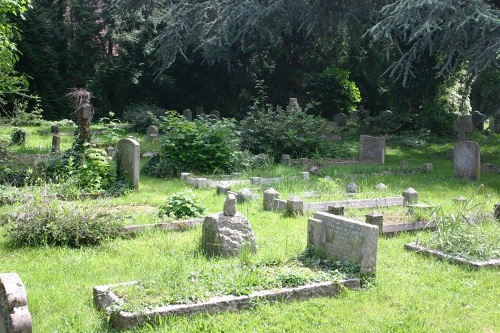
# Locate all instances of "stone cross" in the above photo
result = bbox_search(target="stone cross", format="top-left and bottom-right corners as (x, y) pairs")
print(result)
(453, 115), (473, 141)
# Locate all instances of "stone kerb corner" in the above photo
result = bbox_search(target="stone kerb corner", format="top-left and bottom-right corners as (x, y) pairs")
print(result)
(0, 273), (32, 333)
(307, 212), (378, 276)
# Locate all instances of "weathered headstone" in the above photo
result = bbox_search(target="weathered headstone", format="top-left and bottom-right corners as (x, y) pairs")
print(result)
(202, 210), (257, 257)
(453, 115), (473, 141)
(402, 187), (419, 206)
(349, 110), (360, 120)
(310, 166), (321, 176)
(346, 182), (358, 193)
(281, 154), (291, 165)
(286, 98), (302, 112)
(454, 141), (481, 180)
(301, 172), (310, 181)
(50, 124), (59, 134)
(216, 185), (231, 195)
(117, 137), (140, 190)
(146, 125), (159, 142)
(263, 188), (280, 211)
(332, 113), (347, 127)
(195, 106), (204, 117)
(0, 273), (32, 333)
(471, 111), (486, 131)
(51, 135), (60, 153)
(210, 110), (220, 119)
(299, 158), (310, 171)
(359, 135), (385, 164)
(106, 146), (116, 158)
(307, 212), (378, 275)
(182, 109), (193, 122)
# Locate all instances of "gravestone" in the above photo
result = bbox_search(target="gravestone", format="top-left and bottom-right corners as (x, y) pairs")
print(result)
(195, 106), (204, 117)
(146, 125), (159, 142)
(106, 146), (116, 158)
(471, 111), (485, 131)
(286, 98), (302, 112)
(202, 196), (257, 257)
(0, 273), (32, 333)
(453, 115), (473, 141)
(307, 212), (378, 275)
(349, 110), (360, 120)
(50, 124), (59, 134)
(263, 188), (280, 211)
(182, 109), (193, 121)
(423, 163), (433, 172)
(332, 113), (347, 127)
(209, 110), (220, 119)
(346, 182), (358, 193)
(454, 141), (481, 180)
(117, 137), (140, 190)
(51, 135), (60, 153)
(281, 154), (291, 165)
(359, 135), (385, 164)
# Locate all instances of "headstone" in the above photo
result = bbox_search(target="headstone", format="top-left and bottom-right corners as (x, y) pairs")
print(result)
(0, 273), (32, 333)
(210, 110), (220, 119)
(286, 98), (302, 112)
(359, 135), (385, 164)
(51, 135), (60, 153)
(471, 111), (485, 131)
(454, 141), (481, 181)
(494, 203), (500, 220)
(146, 125), (159, 142)
(349, 110), (360, 120)
(301, 172), (310, 181)
(307, 212), (379, 276)
(374, 183), (387, 191)
(346, 182), (358, 193)
(182, 109), (193, 121)
(423, 163), (433, 172)
(50, 124), (59, 134)
(281, 154), (291, 165)
(327, 205), (344, 216)
(180, 173), (191, 180)
(299, 158), (310, 171)
(453, 115), (473, 141)
(287, 196), (304, 215)
(117, 137), (140, 190)
(237, 188), (254, 203)
(106, 146), (116, 158)
(223, 194), (237, 216)
(263, 188), (280, 211)
(365, 211), (384, 232)
(332, 113), (347, 127)
(402, 187), (419, 206)
(202, 212), (257, 257)
(195, 106), (204, 117)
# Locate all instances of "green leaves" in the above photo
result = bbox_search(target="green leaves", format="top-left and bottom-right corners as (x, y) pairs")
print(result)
(158, 192), (205, 220)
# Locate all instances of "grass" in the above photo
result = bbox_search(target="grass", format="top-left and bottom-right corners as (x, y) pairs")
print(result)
(0, 125), (499, 331)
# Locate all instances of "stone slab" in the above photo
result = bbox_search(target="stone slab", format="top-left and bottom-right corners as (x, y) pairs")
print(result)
(0, 273), (32, 333)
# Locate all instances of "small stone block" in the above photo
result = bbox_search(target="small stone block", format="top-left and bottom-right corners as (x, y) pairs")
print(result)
(402, 187), (419, 205)
(263, 188), (280, 211)
(301, 172), (310, 181)
(224, 194), (237, 216)
(286, 196), (304, 215)
(423, 163), (433, 172)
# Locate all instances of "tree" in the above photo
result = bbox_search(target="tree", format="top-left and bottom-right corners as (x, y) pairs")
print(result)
(0, 0), (30, 97)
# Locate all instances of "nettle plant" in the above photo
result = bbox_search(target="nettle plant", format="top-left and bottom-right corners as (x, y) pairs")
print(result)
(158, 192), (206, 220)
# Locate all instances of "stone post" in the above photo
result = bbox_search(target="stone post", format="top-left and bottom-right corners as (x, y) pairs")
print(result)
(365, 211), (384, 233)
(195, 178), (208, 189)
(494, 203), (500, 220)
(223, 194), (237, 216)
(402, 187), (419, 206)
(263, 188), (280, 211)
(50, 124), (59, 134)
(51, 135), (60, 153)
(286, 196), (304, 215)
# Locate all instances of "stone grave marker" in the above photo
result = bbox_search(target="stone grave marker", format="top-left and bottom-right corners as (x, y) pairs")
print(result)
(146, 125), (159, 142)
(51, 135), (60, 153)
(209, 110), (220, 119)
(349, 110), (360, 120)
(454, 141), (481, 180)
(332, 113), (347, 127)
(286, 98), (302, 112)
(195, 106), (204, 117)
(117, 137), (140, 190)
(182, 109), (193, 121)
(359, 135), (385, 164)
(50, 124), (59, 134)
(453, 115), (473, 141)
(471, 111), (486, 131)
(307, 212), (379, 275)
(0, 272), (32, 333)
(281, 154), (291, 165)
(106, 146), (116, 158)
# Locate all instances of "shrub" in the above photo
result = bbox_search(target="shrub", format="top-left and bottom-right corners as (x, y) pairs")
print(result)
(4, 199), (125, 248)
(10, 127), (28, 145)
(158, 192), (205, 220)
(122, 104), (167, 132)
(144, 111), (240, 177)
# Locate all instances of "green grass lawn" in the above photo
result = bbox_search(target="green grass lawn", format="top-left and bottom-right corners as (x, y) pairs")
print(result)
(0, 125), (499, 332)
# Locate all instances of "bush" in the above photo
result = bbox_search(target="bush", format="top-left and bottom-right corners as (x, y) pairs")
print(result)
(4, 199), (125, 248)
(10, 127), (28, 145)
(158, 192), (205, 220)
(122, 104), (167, 132)
(144, 111), (240, 177)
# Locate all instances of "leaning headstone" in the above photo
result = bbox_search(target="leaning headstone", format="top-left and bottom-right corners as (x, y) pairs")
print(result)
(307, 212), (378, 276)
(263, 188), (280, 211)
(453, 115), (473, 141)
(182, 109), (193, 121)
(237, 188), (254, 203)
(402, 187), (419, 206)
(50, 124), (59, 134)
(209, 110), (220, 119)
(332, 113), (347, 127)
(0, 272), (33, 333)
(359, 135), (385, 164)
(117, 137), (140, 190)
(51, 135), (60, 153)
(195, 106), (204, 117)
(202, 211), (257, 257)
(106, 146), (116, 158)
(471, 111), (485, 131)
(454, 141), (481, 180)
(146, 125), (159, 142)
(223, 193), (237, 216)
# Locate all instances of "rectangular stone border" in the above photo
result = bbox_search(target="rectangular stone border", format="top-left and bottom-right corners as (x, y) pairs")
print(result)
(94, 279), (360, 330)
(404, 242), (500, 269)
(382, 221), (436, 237)
(273, 197), (404, 211)
(123, 218), (204, 236)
